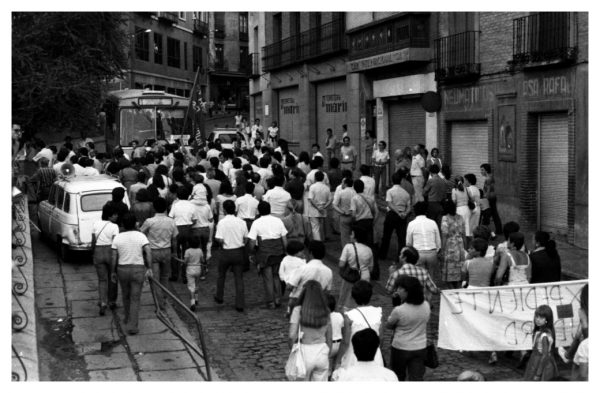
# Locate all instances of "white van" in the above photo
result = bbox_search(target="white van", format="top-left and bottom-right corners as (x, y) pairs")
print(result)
(37, 175), (130, 260)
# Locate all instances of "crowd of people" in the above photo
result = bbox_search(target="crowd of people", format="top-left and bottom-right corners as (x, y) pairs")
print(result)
(12, 121), (587, 381)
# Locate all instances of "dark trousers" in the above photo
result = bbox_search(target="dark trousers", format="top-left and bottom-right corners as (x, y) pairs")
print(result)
(93, 245), (118, 306)
(426, 201), (444, 228)
(379, 211), (407, 260)
(390, 347), (427, 381)
(191, 226), (211, 256)
(354, 218), (374, 245)
(215, 247), (245, 309)
(172, 225), (192, 279)
(260, 258), (282, 305)
(373, 165), (386, 195)
(482, 198), (502, 234)
(117, 265), (146, 331)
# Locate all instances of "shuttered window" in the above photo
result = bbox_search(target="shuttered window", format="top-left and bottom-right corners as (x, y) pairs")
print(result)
(450, 122), (488, 188)
(539, 113), (569, 235)
(388, 100), (426, 158)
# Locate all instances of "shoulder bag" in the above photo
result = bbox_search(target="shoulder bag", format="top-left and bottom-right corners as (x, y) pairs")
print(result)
(285, 324), (307, 380)
(91, 222), (110, 253)
(339, 243), (361, 283)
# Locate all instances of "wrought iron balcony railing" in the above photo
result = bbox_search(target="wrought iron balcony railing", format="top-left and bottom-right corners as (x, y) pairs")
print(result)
(262, 17), (346, 72)
(250, 52), (260, 77)
(158, 12), (178, 25)
(434, 30), (481, 82)
(512, 12), (577, 66)
(193, 19), (209, 37)
(347, 13), (430, 60)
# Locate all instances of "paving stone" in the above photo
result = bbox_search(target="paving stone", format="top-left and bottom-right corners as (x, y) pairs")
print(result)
(75, 342), (102, 356)
(34, 273), (63, 288)
(139, 368), (206, 381)
(72, 326), (120, 345)
(135, 318), (171, 335)
(65, 280), (97, 293)
(126, 333), (185, 353)
(38, 307), (67, 320)
(88, 367), (138, 381)
(71, 299), (102, 318)
(135, 351), (196, 371)
(36, 287), (66, 308)
(72, 316), (115, 331)
(62, 272), (98, 281)
(84, 352), (131, 370)
(67, 290), (99, 302)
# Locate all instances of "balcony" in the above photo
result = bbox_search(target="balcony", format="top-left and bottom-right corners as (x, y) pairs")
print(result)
(512, 12), (577, 68)
(213, 59), (228, 72)
(239, 55), (251, 76)
(347, 13), (430, 61)
(262, 17), (346, 72)
(434, 31), (480, 82)
(158, 12), (178, 26)
(250, 53), (260, 77)
(193, 19), (209, 37)
(214, 24), (225, 39)
(239, 31), (249, 42)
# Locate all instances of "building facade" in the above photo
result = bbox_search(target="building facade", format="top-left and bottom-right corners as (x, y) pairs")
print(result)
(120, 12), (209, 98)
(250, 11), (588, 274)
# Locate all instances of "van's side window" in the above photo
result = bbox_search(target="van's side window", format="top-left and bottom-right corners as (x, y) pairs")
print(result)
(63, 193), (71, 213)
(56, 187), (65, 210)
(48, 185), (57, 205)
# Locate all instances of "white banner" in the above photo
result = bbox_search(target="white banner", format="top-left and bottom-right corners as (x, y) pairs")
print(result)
(438, 280), (587, 351)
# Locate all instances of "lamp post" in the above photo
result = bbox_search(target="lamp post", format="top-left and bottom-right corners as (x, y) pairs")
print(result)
(128, 28), (151, 89)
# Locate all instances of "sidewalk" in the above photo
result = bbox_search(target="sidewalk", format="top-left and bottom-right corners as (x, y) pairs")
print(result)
(32, 232), (217, 381)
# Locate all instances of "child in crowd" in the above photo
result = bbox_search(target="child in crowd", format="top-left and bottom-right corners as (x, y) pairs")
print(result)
(327, 294), (344, 379)
(184, 236), (205, 311)
(524, 304), (558, 380)
(278, 240), (306, 316)
(189, 173), (209, 206)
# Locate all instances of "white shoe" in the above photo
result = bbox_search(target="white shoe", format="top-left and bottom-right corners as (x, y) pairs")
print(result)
(558, 347), (570, 363)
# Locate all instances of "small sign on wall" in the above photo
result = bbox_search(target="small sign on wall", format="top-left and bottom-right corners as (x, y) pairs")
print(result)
(498, 105), (516, 162)
(264, 104), (269, 116)
(360, 117), (366, 133)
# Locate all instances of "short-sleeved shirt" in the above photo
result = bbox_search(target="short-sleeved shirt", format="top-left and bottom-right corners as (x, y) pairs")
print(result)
(360, 176), (376, 200)
(235, 194), (259, 220)
(168, 199), (198, 226)
(386, 302), (430, 351)
(262, 186), (291, 217)
(410, 154), (425, 176)
(333, 186), (356, 215)
(247, 215), (288, 241)
(215, 214), (248, 249)
(350, 194), (374, 221)
(306, 182), (331, 218)
(462, 257), (494, 288)
(278, 255), (306, 284)
(340, 145), (357, 163)
(111, 230), (149, 266)
(574, 338), (589, 365)
(192, 203), (213, 228)
(140, 213), (178, 250)
(288, 259), (333, 298)
(92, 220), (119, 246)
(330, 311), (344, 341)
(372, 149), (390, 165)
(184, 247), (204, 267)
(386, 185), (411, 213)
(340, 242), (373, 281)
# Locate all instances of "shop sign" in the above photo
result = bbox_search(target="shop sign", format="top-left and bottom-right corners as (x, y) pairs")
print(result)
(281, 98), (299, 115)
(321, 94), (347, 113)
(522, 71), (573, 99)
(347, 49), (410, 72)
(442, 84), (496, 111)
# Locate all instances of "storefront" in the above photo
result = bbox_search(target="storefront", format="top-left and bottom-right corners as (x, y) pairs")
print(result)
(277, 86), (300, 143)
(387, 99), (426, 160)
(315, 78), (347, 148)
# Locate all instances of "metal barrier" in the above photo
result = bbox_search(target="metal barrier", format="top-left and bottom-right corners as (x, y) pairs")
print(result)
(147, 271), (212, 381)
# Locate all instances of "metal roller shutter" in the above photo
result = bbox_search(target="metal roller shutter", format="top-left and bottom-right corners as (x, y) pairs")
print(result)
(539, 113), (569, 235)
(277, 87), (300, 143)
(450, 122), (488, 188)
(388, 100), (426, 158)
(316, 79), (347, 145)
(253, 93), (262, 122)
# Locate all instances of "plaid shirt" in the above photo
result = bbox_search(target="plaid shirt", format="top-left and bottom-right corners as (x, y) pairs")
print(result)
(385, 263), (439, 295)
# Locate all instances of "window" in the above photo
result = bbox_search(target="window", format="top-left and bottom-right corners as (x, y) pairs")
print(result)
(239, 12), (248, 40)
(167, 37), (181, 68)
(134, 26), (150, 61)
(154, 33), (163, 64)
(56, 187), (64, 210)
(193, 45), (203, 71)
(239, 46), (249, 71)
(215, 12), (225, 38)
(154, 85), (165, 91)
(178, 12), (186, 21)
(81, 193), (113, 212)
(63, 193), (71, 213)
(273, 13), (282, 43)
(184, 42), (188, 70)
(215, 44), (224, 68)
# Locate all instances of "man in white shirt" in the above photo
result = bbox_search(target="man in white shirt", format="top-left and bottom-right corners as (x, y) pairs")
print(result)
(32, 139), (54, 166)
(332, 177), (356, 247)
(262, 175), (291, 218)
(306, 171), (332, 241)
(372, 141), (390, 196)
(350, 179), (376, 245)
(168, 187), (198, 281)
(250, 119), (263, 146)
(257, 156), (273, 189)
(379, 171), (412, 260)
(191, 202), (214, 269)
(77, 157), (100, 176)
(214, 200), (248, 312)
(311, 143), (324, 160)
(410, 144), (426, 203)
(287, 240), (332, 300)
(359, 164), (376, 200)
(305, 159), (330, 189)
(235, 182), (259, 229)
(206, 142), (221, 159)
(220, 149), (234, 178)
(52, 148), (70, 175)
(248, 201), (288, 309)
(335, 328), (398, 381)
(406, 201), (441, 281)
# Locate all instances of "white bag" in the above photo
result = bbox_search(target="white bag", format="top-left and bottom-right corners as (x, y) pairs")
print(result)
(285, 325), (306, 381)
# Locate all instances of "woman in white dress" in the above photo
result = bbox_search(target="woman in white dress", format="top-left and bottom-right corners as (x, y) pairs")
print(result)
(464, 173), (481, 243)
(451, 176), (471, 239)
(332, 280), (383, 379)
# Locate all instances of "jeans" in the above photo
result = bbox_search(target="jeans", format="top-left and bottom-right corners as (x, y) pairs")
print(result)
(118, 264), (146, 331)
(482, 198), (502, 234)
(260, 259), (282, 305)
(93, 245), (118, 306)
(390, 347), (426, 381)
(379, 211), (407, 260)
(151, 248), (171, 308)
(215, 247), (245, 309)
(373, 165), (386, 195)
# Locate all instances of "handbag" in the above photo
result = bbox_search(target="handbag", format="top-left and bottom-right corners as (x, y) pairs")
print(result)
(339, 243), (361, 283)
(285, 325), (307, 381)
(424, 344), (439, 369)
